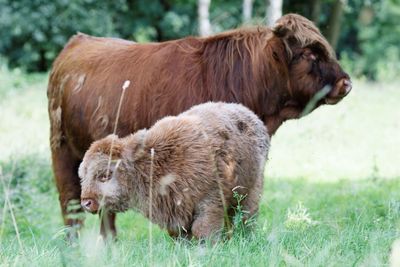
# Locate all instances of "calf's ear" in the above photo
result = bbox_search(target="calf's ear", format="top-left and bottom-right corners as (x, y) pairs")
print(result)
(78, 161), (86, 179)
(123, 129), (147, 159)
(95, 134), (124, 159)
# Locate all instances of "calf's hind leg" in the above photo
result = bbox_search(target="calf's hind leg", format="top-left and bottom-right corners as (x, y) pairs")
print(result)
(191, 197), (225, 239)
(240, 176), (264, 224)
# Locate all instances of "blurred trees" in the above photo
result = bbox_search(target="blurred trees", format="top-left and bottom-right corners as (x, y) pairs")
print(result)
(325, 0), (345, 49)
(242, 0), (253, 23)
(0, 0), (197, 71)
(0, 0), (124, 71)
(339, 0), (400, 80)
(266, 0), (283, 26)
(0, 0), (399, 80)
(198, 0), (212, 36)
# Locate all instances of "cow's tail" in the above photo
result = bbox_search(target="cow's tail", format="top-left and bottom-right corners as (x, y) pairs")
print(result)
(47, 65), (66, 151)
(47, 33), (90, 151)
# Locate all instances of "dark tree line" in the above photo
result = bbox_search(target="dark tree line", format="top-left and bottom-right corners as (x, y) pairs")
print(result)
(0, 0), (399, 80)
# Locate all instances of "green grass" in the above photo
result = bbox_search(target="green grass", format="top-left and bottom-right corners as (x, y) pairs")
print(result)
(0, 70), (399, 266)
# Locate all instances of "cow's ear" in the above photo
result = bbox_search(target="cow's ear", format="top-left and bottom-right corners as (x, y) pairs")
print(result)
(272, 15), (297, 38)
(272, 21), (291, 38)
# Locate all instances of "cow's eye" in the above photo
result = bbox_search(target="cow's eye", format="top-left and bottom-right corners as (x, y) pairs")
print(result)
(310, 61), (321, 75)
(292, 53), (302, 62)
(302, 50), (317, 61)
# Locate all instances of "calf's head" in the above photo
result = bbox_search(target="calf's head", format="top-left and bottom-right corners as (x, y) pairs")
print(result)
(273, 14), (351, 113)
(78, 135), (131, 214)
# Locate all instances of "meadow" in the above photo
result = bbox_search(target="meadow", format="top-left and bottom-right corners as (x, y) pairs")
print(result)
(0, 67), (399, 266)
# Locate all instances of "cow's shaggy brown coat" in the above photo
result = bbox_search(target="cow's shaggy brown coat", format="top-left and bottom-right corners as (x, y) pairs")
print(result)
(78, 102), (269, 239)
(47, 14), (351, 236)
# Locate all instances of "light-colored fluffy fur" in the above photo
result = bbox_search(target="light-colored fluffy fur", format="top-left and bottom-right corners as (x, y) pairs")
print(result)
(79, 102), (269, 239)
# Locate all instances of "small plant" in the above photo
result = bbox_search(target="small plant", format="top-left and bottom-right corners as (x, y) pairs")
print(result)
(284, 202), (318, 231)
(230, 188), (256, 237)
(0, 166), (24, 253)
(370, 156), (380, 181)
(232, 190), (248, 228)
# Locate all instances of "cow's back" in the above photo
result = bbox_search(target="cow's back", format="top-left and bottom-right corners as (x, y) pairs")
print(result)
(47, 33), (205, 158)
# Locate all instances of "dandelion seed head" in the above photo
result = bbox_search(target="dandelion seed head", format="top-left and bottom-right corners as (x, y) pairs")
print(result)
(122, 80), (130, 90)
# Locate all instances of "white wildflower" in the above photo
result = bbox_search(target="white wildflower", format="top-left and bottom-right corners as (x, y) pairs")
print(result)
(390, 239), (400, 267)
(284, 202), (318, 230)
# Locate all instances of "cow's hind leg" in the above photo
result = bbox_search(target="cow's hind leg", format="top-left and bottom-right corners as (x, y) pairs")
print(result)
(51, 144), (84, 237)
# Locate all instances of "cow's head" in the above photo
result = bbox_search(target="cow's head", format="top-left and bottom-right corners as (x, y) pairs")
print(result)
(78, 135), (131, 214)
(273, 14), (351, 114)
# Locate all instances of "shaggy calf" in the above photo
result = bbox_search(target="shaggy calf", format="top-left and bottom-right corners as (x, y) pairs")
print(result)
(78, 102), (269, 238)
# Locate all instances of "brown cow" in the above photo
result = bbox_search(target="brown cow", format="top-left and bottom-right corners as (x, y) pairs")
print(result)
(78, 102), (269, 239)
(47, 14), (351, 237)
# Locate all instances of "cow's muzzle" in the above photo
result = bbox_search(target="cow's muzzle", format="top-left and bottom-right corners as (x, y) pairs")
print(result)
(81, 198), (99, 213)
(325, 78), (352, 105)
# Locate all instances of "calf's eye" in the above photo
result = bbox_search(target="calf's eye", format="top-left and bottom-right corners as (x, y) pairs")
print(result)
(99, 176), (110, 183)
(97, 171), (112, 183)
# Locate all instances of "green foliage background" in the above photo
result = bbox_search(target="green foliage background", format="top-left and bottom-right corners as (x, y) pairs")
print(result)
(0, 0), (399, 80)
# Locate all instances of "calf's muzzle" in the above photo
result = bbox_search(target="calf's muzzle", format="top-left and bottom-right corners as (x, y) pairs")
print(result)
(81, 198), (99, 213)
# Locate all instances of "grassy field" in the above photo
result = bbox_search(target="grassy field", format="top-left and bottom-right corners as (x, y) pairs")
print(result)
(0, 68), (400, 266)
